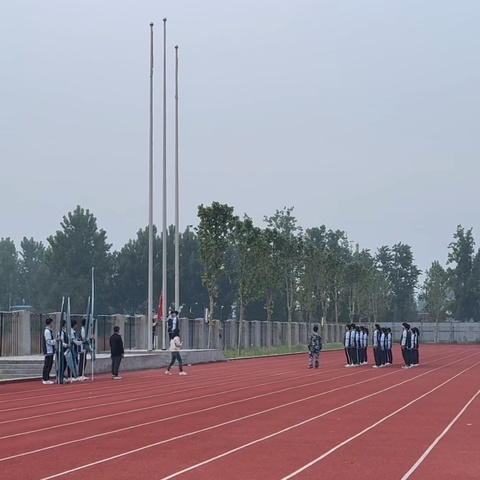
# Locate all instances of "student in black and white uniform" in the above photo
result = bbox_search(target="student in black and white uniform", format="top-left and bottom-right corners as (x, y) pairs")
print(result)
(386, 327), (393, 365)
(78, 318), (89, 380)
(42, 318), (58, 384)
(380, 328), (388, 366)
(69, 320), (83, 381)
(411, 327), (419, 366)
(362, 327), (369, 365)
(372, 324), (381, 368)
(58, 320), (71, 382)
(344, 325), (352, 367)
(401, 322), (413, 369)
(349, 324), (358, 367)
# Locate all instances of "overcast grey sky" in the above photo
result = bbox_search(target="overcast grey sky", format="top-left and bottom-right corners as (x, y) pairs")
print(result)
(1, 0), (479, 276)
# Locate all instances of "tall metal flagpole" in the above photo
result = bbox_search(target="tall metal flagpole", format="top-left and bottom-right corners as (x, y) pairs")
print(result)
(147, 22), (154, 352)
(162, 17), (168, 350)
(174, 45), (180, 311)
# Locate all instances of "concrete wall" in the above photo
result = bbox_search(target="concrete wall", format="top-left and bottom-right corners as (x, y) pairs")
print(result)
(1, 310), (479, 356)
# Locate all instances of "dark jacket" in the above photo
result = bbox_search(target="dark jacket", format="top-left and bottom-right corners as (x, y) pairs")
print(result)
(109, 333), (124, 357)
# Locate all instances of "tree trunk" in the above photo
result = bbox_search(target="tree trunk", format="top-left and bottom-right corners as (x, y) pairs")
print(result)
(334, 284), (339, 326)
(237, 301), (244, 356)
(286, 275), (292, 348)
(266, 291), (273, 348)
(208, 293), (214, 349)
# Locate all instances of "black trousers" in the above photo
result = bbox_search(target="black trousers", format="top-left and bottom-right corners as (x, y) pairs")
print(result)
(413, 348), (419, 364)
(111, 356), (122, 376)
(386, 348), (393, 364)
(348, 347), (357, 365)
(344, 348), (351, 365)
(43, 355), (54, 381)
(373, 347), (381, 366)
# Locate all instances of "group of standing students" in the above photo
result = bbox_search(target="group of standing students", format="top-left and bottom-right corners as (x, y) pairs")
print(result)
(43, 312), (187, 383)
(343, 322), (420, 369)
(42, 317), (92, 384)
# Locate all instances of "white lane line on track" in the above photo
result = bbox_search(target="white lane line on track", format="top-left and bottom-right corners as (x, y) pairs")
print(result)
(38, 353), (480, 480)
(0, 347), (450, 427)
(280, 361), (480, 480)
(0, 353), (350, 410)
(0, 360), (346, 419)
(0, 366), (383, 461)
(0, 362), (371, 442)
(1, 349), (466, 461)
(0, 345), (450, 404)
(400, 386), (480, 480)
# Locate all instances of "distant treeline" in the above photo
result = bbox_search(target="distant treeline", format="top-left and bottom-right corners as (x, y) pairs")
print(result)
(1, 204), (478, 332)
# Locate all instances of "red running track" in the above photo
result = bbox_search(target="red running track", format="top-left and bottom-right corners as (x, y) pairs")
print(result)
(0, 344), (479, 480)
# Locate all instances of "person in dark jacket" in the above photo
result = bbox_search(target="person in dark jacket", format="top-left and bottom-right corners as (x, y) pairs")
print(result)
(109, 326), (124, 380)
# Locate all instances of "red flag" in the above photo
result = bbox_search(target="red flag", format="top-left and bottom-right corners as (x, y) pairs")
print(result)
(157, 292), (163, 321)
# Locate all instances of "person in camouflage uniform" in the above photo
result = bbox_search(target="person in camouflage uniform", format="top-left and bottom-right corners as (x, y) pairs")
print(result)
(308, 325), (322, 369)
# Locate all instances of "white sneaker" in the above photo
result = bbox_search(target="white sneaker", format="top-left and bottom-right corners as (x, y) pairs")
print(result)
(113, 376), (122, 380)
(165, 370), (171, 375)
(81, 376), (89, 380)
(373, 365), (379, 369)
(344, 364), (350, 368)
(42, 380), (54, 385)
(179, 371), (187, 376)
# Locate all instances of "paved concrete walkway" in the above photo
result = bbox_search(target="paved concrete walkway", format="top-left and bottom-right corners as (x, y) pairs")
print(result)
(0, 349), (226, 382)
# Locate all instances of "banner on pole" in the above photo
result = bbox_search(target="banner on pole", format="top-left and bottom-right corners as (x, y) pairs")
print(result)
(157, 291), (163, 321)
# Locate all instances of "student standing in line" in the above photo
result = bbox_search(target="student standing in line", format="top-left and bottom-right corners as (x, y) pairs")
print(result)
(165, 328), (187, 376)
(70, 320), (83, 381)
(79, 318), (89, 380)
(372, 324), (381, 368)
(401, 322), (413, 369)
(386, 328), (393, 365)
(58, 320), (71, 382)
(411, 327), (419, 366)
(348, 324), (358, 367)
(363, 327), (369, 364)
(354, 326), (362, 365)
(42, 318), (59, 384)
(109, 326), (124, 380)
(380, 328), (388, 366)
(344, 325), (352, 367)
(307, 325), (322, 369)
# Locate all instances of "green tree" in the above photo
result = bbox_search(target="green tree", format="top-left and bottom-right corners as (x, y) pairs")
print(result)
(0, 238), (19, 309)
(375, 243), (420, 323)
(298, 226), (328, 327)
(179, 226), (208, 318)
(45, 206), (113, 313)
(447, 225), (478, 321)
(264, 207), (303, 347)
(111, 226), (161, 314)
(421, 261), (449, 341)
(19, 237), (48, 310)
(325, 229), (351, 326)
(197, 202), (238, 348)
(256, 227), (283, 346)
(231, 215), (263, 354)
